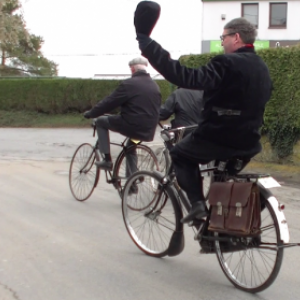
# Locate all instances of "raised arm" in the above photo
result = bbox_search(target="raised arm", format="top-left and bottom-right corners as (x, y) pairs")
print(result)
(134, 1), (226, 91)
(141, 38), (226, 91)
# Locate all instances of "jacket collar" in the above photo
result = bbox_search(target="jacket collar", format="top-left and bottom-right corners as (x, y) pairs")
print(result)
(234, 45), (256, 54)
(132, 70), (148, 77)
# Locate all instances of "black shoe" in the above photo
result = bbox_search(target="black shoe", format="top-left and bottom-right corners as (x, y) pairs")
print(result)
(95, 160), (113, 171)
(181, 201), (208, 224)
(128, 184), (138, 195)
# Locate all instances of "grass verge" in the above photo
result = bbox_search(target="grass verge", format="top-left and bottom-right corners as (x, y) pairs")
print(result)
(0, 110), (90, 128)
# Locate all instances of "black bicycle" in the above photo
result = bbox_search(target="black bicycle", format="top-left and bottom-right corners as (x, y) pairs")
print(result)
(122, 125), (298, 293)
(69, 119), (159, 201)
(155, 123), (214, 197)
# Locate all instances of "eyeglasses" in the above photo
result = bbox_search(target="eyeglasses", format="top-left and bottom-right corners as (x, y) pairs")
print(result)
(220, 32), (236, 41)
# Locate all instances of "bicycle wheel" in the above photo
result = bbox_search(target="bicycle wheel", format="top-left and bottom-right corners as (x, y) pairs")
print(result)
(122, 170), (181, 257)
(69, 143), (100, 201)
(215, 198), (284, 293)
(113, 144), (159, 197)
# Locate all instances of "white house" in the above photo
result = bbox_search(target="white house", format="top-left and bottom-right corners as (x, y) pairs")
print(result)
(201, 0), (300, 53)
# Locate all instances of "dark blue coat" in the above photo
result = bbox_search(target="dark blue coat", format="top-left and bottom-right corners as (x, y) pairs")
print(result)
(143, 41), (272, 152)
(87, 71), (161, 141)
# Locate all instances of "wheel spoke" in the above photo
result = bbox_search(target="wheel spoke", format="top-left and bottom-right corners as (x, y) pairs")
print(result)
(122, 171), (179, 257)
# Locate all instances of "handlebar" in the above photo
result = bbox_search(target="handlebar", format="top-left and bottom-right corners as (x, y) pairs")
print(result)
(160, 123), (198, 144)
(90, 114), (113, 137)
(161, 124), (198, 133)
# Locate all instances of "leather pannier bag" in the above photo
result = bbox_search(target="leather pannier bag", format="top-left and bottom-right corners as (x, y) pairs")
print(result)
(208, 182), (261, 236)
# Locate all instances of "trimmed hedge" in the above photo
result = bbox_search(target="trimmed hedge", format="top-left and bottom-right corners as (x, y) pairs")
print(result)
(0, 78), (174, 114)
(179, 46), (300, 160)
(1, 46), (300, 159)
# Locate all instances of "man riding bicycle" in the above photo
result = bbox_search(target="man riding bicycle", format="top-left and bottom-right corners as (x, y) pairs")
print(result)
(83, 57), (162, 181)
(134, 2), (272, 223)
(159, 87), (204, 141)
(160, 87), (204, 129)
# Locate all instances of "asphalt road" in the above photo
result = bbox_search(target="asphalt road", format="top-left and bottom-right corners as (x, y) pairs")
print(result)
(0, 127), (299, 300)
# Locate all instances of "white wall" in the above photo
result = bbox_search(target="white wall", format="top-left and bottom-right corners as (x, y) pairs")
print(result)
(202, 0), (300, 41)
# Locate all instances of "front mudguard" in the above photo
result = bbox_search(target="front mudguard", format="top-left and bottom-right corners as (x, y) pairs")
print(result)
(155, 178), (185, 257)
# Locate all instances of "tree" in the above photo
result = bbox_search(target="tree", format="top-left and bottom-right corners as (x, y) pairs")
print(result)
(0, 0), (58, 76)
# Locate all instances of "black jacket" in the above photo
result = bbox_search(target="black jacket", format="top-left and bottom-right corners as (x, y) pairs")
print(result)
(160, 88), (204, 128)
(87, 71), (161, 141)
(143, 41), (272, 152)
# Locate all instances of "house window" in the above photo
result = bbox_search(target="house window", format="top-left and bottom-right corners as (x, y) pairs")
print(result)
(242, 3), (259, 28)
(269, 3), (287, 28)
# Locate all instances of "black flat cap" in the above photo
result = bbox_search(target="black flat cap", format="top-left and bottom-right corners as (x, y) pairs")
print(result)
(134, 1), (161, 36)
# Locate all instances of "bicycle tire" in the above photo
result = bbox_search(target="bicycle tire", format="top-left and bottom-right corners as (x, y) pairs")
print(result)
(215, 197), (284, 293)
(113, 144), (159, 197)
(69, 143), (100, 201)
(122, 170), (182, 257)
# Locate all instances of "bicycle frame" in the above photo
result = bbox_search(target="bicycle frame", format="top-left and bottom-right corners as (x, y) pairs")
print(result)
(91, 126), (139, 188)
(159, 125), (300, 253)
(157, 165), (299, 259)
(122, 125), (300, 293)
(105, 137), (139, 189)
(89, 119), (157, 195)
(70, 117), (159, 202)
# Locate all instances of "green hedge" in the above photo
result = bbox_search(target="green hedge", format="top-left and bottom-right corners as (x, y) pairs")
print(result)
(0, 78), (174, 114)
(179, 46), (300, 160)
(2, 46), (300, 160)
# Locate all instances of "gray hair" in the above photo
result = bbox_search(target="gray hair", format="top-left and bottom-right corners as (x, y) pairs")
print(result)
(128, 57), (148, 71)
(224, 18), (257, 44)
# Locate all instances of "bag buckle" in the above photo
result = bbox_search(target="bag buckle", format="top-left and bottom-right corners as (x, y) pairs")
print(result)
(217, 202), (222, 215)
(236, 202), (242, 217)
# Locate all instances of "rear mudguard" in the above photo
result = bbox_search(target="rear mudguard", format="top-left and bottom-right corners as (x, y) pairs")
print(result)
(258, 182), (290, 243)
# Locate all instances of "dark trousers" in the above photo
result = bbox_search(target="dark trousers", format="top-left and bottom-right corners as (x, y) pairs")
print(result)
(96, 116), (137, 177)
(169, 132), (249, 204)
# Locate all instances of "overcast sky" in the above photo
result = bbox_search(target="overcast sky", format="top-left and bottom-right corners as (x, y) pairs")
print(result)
(20, 0), (202, 78)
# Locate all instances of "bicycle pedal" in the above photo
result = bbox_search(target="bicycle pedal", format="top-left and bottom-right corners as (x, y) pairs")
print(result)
(194, 223), (205, 241)
(187, 221), (194, 227)
(188, 219), (205, 227)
